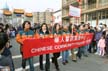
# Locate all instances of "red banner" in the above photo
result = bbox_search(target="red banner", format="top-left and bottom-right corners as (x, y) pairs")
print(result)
(23, 33), (93, 59)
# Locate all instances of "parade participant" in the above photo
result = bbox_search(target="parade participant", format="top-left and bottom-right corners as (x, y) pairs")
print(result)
(105, 28), (108, 57)
(94, 27), (102, 55)
(16, 21), (34, 71)
(83, 24), (90, 57)
(69, 24), (78, 62)
(77, 24), (85, 59)
(88, 26), (95, 53)
(4, 24), (11, 38)
(39, 23), (50, 71)
(102, 24), (107, 36)
(0, 30), (14, 71)
(0, 23), (4, 28)
(51, 23), (62, 71)
(0, 27), (4, 33)
(62, 25), (69, 65)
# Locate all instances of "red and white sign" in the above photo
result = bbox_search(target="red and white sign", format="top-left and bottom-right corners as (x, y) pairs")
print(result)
(77, 0), (81, 2)
(53, 10), (62, 25)
(22, 33), (93, 59)
(69, 5), (81, 17)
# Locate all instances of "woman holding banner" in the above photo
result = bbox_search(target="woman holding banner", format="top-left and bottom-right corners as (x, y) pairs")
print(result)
(51, 23), (62, 71)
(16, 21), (34, 71)
(39, 23), (50, 71)
(69, 24), (78, 62)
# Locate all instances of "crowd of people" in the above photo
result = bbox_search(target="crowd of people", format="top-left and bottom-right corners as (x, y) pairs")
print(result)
(0, 23), (15, 71)
(0, 21), (108, 71)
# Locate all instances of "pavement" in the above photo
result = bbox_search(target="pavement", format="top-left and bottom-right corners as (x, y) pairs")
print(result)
(10, 38), (108, 71)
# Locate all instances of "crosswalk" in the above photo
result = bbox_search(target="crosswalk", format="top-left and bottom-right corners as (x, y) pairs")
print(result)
(12, 55), (22, 59)
(14, 55), (63, 71)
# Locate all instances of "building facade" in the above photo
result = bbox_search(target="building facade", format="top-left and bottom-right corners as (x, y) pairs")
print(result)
(81, 0), (108, 27)
(0, 10), (4, 23)
(62, 0), (108, 26)
(33, 10), (53, 24)
(0, 3), (13, 25)
(0, 8), (32, 27)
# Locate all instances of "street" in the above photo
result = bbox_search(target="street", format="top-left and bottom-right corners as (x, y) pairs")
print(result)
(1, 0), (108, 71)
(10, 38), (108, 71)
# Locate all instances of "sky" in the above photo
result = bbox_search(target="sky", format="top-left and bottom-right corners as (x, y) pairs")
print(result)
(0, 0), (61, 12)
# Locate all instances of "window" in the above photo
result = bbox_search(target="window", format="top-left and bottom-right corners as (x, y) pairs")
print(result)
(92, 12), (96, 20)
(106, 10), (108, 18)
(88, 13), (92, 21)
(81, 14), (84, 21)
(101, 11), (105, 19)
(98, 11), (101, 19)
(88, 0), (96, 5)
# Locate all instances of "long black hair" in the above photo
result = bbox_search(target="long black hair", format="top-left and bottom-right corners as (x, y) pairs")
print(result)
(39, 23), (49, 34)
(0, 32), (8, 50)
(53, 23), (60, 31)
(0, 23), (4, 27)
(0, 27), (4, 32)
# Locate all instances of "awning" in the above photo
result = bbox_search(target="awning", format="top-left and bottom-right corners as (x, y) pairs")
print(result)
(3, 10), (12, 16)
(14, 9), (24, 14)
(25, 13), (33, 17)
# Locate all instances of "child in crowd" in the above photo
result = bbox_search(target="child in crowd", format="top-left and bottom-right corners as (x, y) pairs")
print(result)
(98, 35), (106, 56)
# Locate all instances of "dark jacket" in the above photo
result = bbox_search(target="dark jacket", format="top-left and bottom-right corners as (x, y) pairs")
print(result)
(106, 34), (108, 46)
(39, 30), (49, 35)
(95, 31), (102, 41)
(53, 30), (62, 35)
(1, 47), (11, 56)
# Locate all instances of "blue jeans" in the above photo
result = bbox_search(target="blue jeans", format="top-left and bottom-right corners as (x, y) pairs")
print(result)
(84, 45), (89, 56)
(22, 57), (34, 71)
(62, 50), (69, 62)
(28, 58), (34, 71)
(77, 47), (84, 59)
(21, 51), (34, 71)
(96, 41), (100, 54)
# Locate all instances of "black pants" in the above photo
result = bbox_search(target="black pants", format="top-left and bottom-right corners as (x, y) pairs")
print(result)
(21, 52), (26, 69)
(88, 41), (96, 53)
(39, 54), (50, 71)
(105, 46), (108, 55)
(52, 52), (60, 69)
(22, 58), (26, 69)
